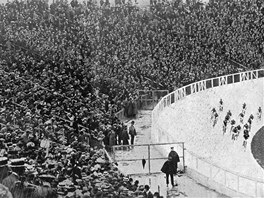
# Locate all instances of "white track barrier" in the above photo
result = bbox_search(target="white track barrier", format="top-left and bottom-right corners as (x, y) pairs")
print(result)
(152, 69), (264, 197)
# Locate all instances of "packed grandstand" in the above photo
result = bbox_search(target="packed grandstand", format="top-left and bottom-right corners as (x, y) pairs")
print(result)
(0, 0), (264, 197)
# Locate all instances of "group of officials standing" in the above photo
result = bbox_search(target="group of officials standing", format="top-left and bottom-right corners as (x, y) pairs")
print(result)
(107, 120), (137, 148)
(121, 120), (137, 146)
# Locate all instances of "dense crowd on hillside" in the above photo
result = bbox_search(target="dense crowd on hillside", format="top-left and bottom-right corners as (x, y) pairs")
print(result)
(0, 0), (264, 197)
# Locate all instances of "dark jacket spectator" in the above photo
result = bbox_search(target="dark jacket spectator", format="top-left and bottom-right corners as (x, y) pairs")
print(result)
(122, 125), (130, 145)
(168, 147), (180, 171)
(161, 157), (177, 187)
(129, 121), (137, 145)
(143, 185), (153, 198)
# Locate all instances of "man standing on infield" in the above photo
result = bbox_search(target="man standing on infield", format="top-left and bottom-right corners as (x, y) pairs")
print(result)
(129, 121), (137, 145)
(168, 147), (180, 175)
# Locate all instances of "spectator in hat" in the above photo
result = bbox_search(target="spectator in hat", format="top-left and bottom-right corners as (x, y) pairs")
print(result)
(161, 156), (177, 187)
(2, 171), (21, 197)
(131, 180), (139, 191)
(122, 124), (129, 146)
(0, 140), (8, 157)
(116, 123), (123, 145)
(21, 130), (31, 146)
(168, 147), (180, 175)
(129, 121), (137, 145)
(108, 130), (116, 147)
(153, 192), (161, 198)
(143, 185), (153, 198)
(3, 159), (25, 192)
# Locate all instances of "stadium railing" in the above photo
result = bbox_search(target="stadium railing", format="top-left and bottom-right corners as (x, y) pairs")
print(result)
(115, 108), (126, 120)
(137, 89), (169, 110)
(152, 69), (264, 197)
(114, 89), (169, 120)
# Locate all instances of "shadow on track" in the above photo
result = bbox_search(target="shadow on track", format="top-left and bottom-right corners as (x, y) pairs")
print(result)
(251, 126), (264, 169)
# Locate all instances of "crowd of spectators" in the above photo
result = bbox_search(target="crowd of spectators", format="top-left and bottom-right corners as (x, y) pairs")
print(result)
(0, 0), (264, 197)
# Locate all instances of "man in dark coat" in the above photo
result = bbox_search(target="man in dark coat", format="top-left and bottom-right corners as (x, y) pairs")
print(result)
(128, 121), (136, 145)
(122, 124), (129, 148)
(161, 156), (177, 187)
(168, 147), (180, 174)
(143, 185), (153, 198)
(116, 124), (123, 145)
